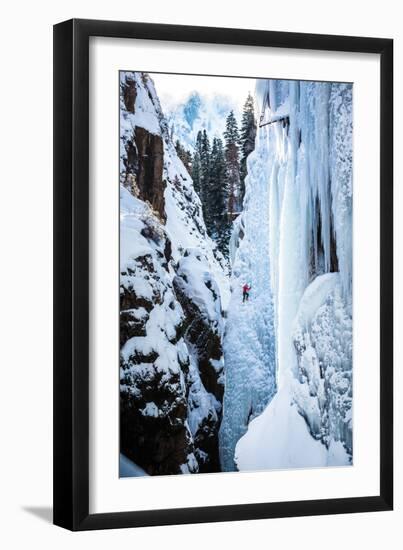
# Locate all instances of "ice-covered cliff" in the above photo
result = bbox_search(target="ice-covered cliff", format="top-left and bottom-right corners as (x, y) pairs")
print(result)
(119, 72), (229, 475)
(229, 79), (353, 470)
(219, 135), (277, 472)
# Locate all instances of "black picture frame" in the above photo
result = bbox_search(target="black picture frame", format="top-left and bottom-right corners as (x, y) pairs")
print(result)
(53, 18), (393, 531)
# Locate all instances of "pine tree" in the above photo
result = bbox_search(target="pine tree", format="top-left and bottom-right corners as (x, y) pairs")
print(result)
(191, 128), (234, 259)
(183, 149), (192, 174)
(209, 138), (231, 256)
(200, 130), (211, 220)
(224, 110), (241, 218)
(195, 129), (203, 156)
(239, 93), (256, 203)
(175, 139), (193, 175)
(191, 131), (203, 195)
(206, 139), (222, 234)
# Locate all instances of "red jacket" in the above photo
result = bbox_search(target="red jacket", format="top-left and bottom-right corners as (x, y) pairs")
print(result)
(243, 284), (250, 293)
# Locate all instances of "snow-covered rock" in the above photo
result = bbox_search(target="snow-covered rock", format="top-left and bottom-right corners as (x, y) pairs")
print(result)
(119, 72), (229, 475)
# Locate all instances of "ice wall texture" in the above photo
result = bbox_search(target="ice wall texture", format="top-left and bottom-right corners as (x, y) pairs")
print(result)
(119, 72), (229, 475)
(233, 79), (353, 470)
(219, 129), (277, 472)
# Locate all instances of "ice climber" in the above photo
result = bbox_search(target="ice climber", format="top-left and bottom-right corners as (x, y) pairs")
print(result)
(242, 283), (251, 303)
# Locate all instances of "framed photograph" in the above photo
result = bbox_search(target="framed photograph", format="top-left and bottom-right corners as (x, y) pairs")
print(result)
(53, 19), (393, 530)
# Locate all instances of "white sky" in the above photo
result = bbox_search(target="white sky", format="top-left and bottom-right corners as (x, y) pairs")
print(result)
(150, 72), (256, 113)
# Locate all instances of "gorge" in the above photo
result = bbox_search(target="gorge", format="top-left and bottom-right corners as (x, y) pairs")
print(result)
(119, 71), (353, 477)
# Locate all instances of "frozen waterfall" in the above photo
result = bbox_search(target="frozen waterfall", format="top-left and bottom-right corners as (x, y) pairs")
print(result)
(219, 134), (277, 472)
(221, 78), (353, 471)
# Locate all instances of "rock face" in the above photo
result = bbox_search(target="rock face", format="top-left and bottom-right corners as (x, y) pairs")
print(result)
(119, 208), (196, 475)
(121, 73), (137, 113)
(134, 127), (165, 221)
(173, 249), (225, 472)
(121, 94), (165, 220)
(119, 72), (229, 476)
